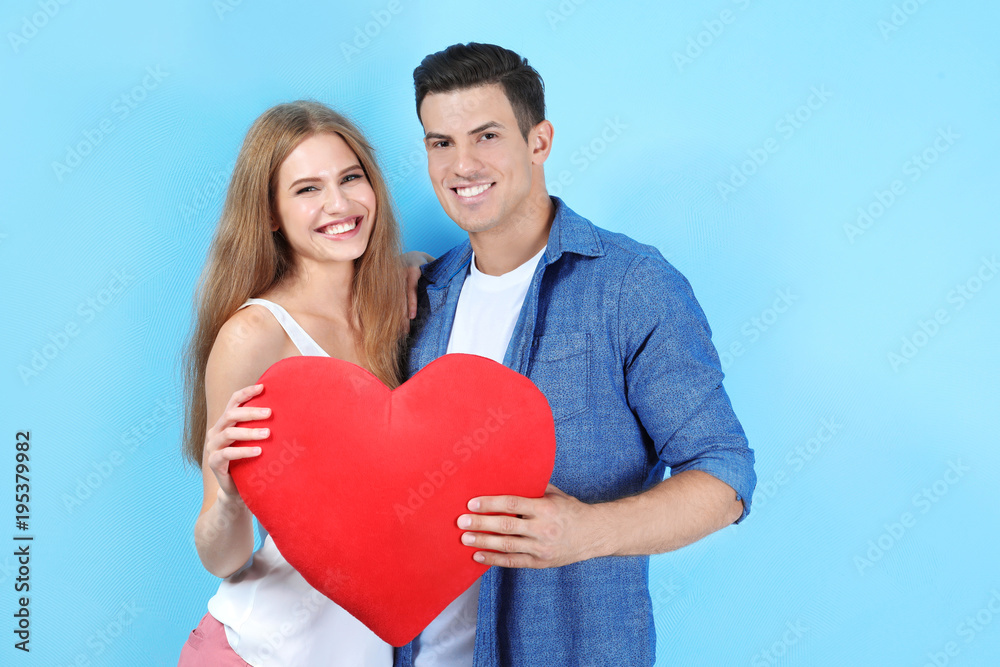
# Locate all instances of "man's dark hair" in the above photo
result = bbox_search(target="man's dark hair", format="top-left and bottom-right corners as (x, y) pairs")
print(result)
(413, 43), (545, 141)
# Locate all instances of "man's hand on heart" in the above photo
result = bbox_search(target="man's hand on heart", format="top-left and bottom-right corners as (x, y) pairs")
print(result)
(457, 484), (611, 568)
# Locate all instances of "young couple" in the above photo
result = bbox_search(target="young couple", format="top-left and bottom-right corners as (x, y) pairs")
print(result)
(179, 43), (756, 667)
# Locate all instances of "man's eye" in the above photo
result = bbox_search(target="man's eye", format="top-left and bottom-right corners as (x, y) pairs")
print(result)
(433, 140), (450, 148)
(481, 133), (497, 141)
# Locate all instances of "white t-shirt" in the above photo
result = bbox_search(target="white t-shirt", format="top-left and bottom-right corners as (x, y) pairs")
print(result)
(413, 246), (546, 667)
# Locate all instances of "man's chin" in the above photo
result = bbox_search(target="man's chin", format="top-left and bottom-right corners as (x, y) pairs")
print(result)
(448, 212), (500, 235)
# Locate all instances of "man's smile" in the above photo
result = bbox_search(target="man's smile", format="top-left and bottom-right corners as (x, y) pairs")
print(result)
(452, 182), (495, 200)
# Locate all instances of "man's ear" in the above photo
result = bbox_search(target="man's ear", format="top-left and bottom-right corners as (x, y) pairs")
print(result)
(530, 120), (554, 165)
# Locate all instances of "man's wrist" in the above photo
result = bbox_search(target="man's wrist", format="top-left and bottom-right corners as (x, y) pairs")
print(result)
(583, 500), (617, 561)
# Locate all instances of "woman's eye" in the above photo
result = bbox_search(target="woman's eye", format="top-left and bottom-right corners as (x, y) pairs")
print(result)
(343, 173), (365, 184)
(296, 185), (318, 194)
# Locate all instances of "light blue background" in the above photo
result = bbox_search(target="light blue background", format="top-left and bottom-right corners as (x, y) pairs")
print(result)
(2, 0), (998, 665)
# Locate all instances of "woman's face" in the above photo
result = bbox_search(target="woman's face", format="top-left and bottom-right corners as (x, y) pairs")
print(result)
(273, 132), (376, 268)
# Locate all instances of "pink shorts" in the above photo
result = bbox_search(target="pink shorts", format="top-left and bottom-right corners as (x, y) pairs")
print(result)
(178, 612), (253, 666)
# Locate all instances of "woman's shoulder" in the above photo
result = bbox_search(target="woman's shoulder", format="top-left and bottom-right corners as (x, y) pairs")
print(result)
(208, 303), (288, 380)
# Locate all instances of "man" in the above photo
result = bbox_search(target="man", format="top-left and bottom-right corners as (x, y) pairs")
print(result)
(398, 43), (756, 667)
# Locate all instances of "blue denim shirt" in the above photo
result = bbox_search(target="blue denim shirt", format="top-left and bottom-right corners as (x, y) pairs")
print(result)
(395, 198), (755, 667)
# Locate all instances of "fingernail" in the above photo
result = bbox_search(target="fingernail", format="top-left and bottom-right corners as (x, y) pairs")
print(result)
(253, 447), (262, 455)
(261, 408), (271, 417)
(468, 499), (480, 511)
(256, 428), (269, 437)
(457, 515), (471, 528)
(473, 553), (485, 563)
(462, 533), (475, 545)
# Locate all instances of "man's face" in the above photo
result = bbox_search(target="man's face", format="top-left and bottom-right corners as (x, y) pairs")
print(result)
(420, 84), (538, 235)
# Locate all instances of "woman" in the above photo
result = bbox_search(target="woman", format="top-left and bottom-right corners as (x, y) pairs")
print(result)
(179, 100), (410, 666)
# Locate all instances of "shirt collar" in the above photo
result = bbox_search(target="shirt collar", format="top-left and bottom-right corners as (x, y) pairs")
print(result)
(423, 196), (605, 286)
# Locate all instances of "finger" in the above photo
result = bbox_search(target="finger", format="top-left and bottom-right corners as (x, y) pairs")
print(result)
(227, 383), (264, 410)
(457, 512), (529, 536)
(225, 406), (271, 426)
(461, 531), (530, 555)
(406, 266), (420, 319)
(221, 426), (270, 443)
(472, 550), (538, 569)
(216, 445), (263, 461)
(468, 494), (533, 516)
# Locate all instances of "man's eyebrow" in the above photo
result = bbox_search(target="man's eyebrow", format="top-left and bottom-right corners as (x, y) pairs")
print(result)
(424, 121), (507, 142)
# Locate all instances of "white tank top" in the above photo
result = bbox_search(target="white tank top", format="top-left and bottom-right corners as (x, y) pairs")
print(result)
(207, 298), (393, 667)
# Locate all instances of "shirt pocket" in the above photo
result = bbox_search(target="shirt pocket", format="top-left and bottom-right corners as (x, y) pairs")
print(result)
(529, 332), (590, 422)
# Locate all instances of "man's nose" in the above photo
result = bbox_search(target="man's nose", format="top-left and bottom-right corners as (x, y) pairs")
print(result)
(453, 143), (484, 177)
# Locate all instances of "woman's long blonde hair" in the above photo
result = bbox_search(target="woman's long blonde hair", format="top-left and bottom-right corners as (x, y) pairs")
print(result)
(182, 101), (406, 466)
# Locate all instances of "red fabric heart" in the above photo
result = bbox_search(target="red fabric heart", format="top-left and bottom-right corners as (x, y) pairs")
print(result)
(230, 353), (556, 647)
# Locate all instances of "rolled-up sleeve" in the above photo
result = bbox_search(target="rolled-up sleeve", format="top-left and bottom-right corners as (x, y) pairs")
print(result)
(618, 254), (756, 522)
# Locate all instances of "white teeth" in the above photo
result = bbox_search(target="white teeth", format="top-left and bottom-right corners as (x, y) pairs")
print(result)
(455, 183), (492, 197)
(320, 219), (357, 235)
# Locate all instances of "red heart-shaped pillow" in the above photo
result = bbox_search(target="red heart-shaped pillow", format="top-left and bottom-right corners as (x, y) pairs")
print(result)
(230, 353), (556, 647)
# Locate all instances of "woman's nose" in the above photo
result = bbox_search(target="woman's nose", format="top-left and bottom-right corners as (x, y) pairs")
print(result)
(322, 185), (348, 215)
